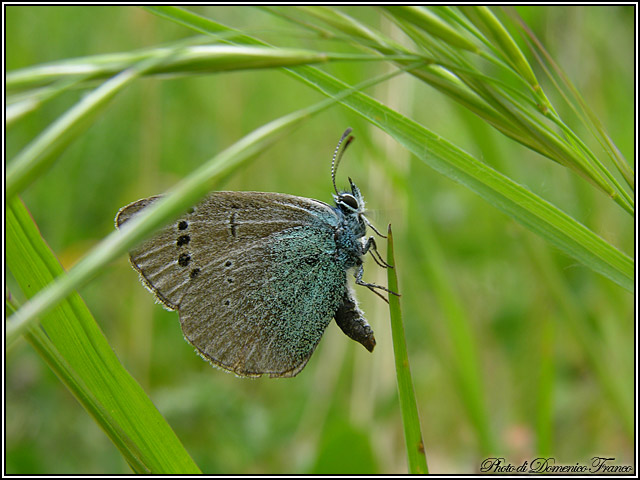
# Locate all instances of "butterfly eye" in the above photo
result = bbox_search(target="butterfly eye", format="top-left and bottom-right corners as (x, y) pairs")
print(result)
(340, 194), (359, 210)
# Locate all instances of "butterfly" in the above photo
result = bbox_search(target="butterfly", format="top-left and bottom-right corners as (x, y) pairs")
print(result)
(115, 128), (393, 377)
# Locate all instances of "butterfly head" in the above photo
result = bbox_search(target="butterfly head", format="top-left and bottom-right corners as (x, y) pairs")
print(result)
(334, 177), (367, 237)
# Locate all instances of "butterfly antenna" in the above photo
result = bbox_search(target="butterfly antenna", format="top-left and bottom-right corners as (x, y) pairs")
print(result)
(332, 128), (354, 195)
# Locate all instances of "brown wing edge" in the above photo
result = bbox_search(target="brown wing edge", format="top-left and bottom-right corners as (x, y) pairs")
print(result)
(114, 195), (179, 311)
(183, 315), (325, 378)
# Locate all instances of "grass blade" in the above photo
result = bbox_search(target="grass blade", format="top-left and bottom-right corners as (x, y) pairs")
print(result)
(6, 43), (398, 91)
(6, 197), (200, 474)
(386, 226), (429, 474)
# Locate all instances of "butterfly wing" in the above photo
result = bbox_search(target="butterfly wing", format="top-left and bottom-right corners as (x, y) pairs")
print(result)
(115, 191), (346, 377)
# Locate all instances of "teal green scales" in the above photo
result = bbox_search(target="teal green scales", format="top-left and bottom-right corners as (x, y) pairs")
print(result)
(115, 129), (393, 377)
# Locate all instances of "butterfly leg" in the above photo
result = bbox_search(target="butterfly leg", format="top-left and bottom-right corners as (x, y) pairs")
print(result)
(354, 264), (399, 303)
(362, 216), (387, 238)
(334, 288), (376, 352)
(362, 236), (393, 269)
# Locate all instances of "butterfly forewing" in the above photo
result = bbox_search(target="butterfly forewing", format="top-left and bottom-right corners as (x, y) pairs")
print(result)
(116, 191), (347, 377)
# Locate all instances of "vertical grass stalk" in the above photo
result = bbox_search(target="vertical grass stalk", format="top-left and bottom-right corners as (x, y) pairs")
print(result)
(386, 225), (429, 474)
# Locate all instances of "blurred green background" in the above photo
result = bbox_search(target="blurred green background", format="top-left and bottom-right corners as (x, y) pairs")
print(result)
(6, 6), (634, 474)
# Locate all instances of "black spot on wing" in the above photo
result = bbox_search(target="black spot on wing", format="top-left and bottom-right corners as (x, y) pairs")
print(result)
(178, 253), (191, 267)
(177, 234), (190, 247)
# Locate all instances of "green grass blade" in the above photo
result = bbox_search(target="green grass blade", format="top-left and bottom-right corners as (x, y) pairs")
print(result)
(18, 323), (151, 474)
(6, 197), (200, 474)
(6, 68), (138, 199)
(514, 14), (635, 193)
(459, 6), (538, 89)
(381, 6), (478, 52)
(374, 8), (632, 215)
(6, 75), (91, 127)
(6, 36), (415, 201)
(386, 226), (429, 475)
(6, 43), (399, 91)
